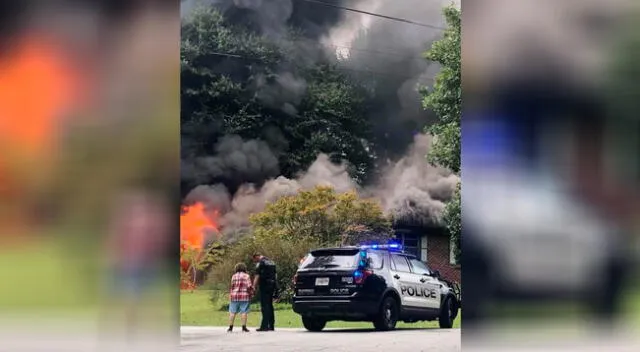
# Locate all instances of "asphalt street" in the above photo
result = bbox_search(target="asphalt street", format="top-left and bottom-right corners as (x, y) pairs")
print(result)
(181, 326), (461, 352)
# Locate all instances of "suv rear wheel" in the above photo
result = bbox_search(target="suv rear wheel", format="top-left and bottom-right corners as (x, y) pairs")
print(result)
(302, 316), (326, 332)
(373, 296), (399, 331)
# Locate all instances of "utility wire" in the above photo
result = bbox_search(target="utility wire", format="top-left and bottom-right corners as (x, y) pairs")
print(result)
(190, 51), (427, 80)
(296, 0), (447, 30)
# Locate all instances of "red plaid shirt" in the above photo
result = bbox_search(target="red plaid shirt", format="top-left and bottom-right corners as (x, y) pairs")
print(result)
(230, 272), (252, 301)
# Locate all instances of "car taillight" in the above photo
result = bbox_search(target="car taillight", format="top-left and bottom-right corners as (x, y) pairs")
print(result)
(354, 269), (373, 284)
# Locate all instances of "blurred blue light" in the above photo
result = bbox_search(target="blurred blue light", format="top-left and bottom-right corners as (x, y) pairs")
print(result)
(358, 243), (403, 251)
(354, 270), (363, 278)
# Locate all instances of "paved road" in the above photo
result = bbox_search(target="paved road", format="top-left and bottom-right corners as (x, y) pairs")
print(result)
(181, 326), (461, 352)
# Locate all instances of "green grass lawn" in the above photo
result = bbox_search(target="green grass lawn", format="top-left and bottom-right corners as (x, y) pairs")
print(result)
(0, 240), (98, 311)
(181, 290), (461, 329)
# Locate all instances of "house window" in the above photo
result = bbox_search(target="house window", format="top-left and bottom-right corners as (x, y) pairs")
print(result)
(395, 231), (421, 259)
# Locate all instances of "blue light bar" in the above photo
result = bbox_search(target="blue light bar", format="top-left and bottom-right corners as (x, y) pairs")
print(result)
(359, 243), (403, 251)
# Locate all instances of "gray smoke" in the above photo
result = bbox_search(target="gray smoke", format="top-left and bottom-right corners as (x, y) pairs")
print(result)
(322, 0), (456, 158)
(181, 0), (295, 40)
(181, 1), (461, 241)
(185, 133), (459, 242)
(185, 152), (356, 241)
(254, 72), (308, 114)
(182, 0), (457, 157)
(370, 134), (460, 226)
(183, 135), (280, 186)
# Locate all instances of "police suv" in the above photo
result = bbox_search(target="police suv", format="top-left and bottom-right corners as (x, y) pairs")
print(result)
(292, 244), (461, 331)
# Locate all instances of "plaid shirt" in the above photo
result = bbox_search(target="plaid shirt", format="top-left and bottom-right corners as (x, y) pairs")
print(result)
(230, 272), (252, 302)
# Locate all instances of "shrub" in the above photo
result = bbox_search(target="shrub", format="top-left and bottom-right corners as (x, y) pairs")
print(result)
(205, 235), (321, 303)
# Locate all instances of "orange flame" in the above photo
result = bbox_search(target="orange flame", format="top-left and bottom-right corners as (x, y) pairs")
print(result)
(180, 202), (219, 289)
(180, 202), (218, 250)
(0, 33), (85, 236)
(0, 34), (82, 159)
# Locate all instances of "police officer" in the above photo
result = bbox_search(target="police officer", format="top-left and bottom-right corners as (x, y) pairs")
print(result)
(252, 253), (277, 331)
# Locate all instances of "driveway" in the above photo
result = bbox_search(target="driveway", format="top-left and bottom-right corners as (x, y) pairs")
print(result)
(181, 326), (461, 352)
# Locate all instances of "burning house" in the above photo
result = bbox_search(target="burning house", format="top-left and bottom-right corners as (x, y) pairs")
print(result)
(180, 0), (461, 286)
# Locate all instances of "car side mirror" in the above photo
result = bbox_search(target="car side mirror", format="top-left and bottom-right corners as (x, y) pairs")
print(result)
(431, 270), (440, 277)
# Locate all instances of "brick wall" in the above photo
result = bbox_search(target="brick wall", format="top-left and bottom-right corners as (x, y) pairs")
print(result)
(426, 234), (461, 283)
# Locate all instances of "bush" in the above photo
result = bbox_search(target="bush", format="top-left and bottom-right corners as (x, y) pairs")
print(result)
(205, 235), (321, 303)
(205, 186), (392, 303)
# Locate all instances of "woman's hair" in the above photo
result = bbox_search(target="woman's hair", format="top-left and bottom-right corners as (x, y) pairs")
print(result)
(234, 262), (247, 273)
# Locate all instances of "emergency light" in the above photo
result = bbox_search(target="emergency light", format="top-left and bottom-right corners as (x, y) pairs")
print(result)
(358, 243), (403, 251)
(353, 269), (372, 284)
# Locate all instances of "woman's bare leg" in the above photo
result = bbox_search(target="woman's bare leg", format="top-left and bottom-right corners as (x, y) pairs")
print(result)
(241, 313), (248, 326)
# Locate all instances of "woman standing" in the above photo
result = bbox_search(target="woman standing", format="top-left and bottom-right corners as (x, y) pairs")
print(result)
(228, 263), (253, 332)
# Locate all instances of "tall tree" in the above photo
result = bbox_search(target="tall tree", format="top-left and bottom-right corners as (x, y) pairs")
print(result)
(422, 4), (461, 263)
(180, 7), (377, 193)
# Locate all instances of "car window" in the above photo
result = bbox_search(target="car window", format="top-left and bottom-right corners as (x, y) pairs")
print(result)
(368, 252), (383, 269)
(408, 258), (430, 275)
(391, 254), (411, 273)
(300, 250), (359, 269)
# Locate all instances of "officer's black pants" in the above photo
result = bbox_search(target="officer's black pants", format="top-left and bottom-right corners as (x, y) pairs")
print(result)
(259, 285), (275, 329)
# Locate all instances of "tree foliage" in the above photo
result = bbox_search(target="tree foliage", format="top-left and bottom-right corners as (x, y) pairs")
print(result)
(204, 186), (391, 302)
(422, 5), (461, 261)
(422, 5), (461, 174)
(180, 7), (377, 188)
(249, 185), (392, 246)
(444, 183), (461, 264)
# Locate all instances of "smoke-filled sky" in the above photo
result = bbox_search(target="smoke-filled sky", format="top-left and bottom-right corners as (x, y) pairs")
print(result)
(181, 0), (461, 242)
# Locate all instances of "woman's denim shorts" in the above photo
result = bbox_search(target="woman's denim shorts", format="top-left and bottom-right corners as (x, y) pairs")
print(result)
(229, 301), (250, 314)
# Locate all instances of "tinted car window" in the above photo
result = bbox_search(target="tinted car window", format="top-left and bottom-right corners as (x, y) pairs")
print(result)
(300, 251), (359, 269)
(409, 258), (430, 275)
(391, 254), (411, 272)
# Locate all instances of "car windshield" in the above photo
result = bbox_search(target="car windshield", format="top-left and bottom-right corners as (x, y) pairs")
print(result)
(299, 249), (359, 270)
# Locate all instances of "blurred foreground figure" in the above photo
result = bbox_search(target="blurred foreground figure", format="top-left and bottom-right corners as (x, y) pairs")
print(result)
(0, 1), (178, 351)
(102, 189), (171, 339)
(463, 0), (640, 350)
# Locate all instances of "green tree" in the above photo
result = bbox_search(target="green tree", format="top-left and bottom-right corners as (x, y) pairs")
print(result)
(422, 4), (461, 263)
(250, 185), (392, 246)
(422, 5), (461, 174)
(445, 183), (461, 264)
(180, 7), (377, 188)
(205, 186), (392, 302)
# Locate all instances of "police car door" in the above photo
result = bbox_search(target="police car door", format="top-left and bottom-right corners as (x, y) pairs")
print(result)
(390, 254), (425, 309)
(408, 257), (441, 310)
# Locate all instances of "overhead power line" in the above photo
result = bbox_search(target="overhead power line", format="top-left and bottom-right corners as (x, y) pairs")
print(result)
(188, 51), (425, 80)
(296, 0), (447, 30)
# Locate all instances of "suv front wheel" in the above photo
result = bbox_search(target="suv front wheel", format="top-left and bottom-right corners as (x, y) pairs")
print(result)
(302, 316), (326, 332)
(439, 296), (456, 328)
(373, 296), (399, 331)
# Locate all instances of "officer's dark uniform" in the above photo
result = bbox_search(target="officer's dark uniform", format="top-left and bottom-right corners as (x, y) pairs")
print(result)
(256, 257), (277, 330)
